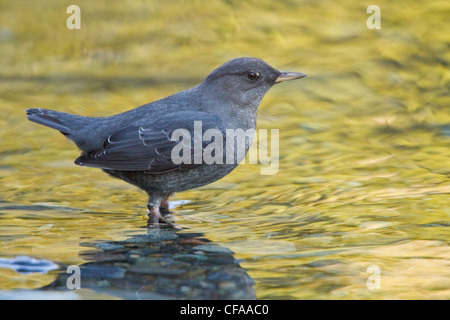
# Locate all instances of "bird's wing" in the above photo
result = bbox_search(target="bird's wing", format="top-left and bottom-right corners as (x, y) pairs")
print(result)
(74, 111), (225, 173)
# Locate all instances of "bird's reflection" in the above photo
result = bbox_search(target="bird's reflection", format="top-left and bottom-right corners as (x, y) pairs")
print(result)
(43, 218), (255, 300)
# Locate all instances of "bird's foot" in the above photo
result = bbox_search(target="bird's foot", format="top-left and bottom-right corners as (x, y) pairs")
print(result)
(147, 205), (179, 228)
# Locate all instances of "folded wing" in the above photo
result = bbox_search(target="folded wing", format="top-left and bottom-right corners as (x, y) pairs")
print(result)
(75, 111), (224, 174)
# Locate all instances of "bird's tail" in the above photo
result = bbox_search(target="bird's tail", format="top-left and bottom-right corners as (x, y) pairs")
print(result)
(26, 108), (72, 135)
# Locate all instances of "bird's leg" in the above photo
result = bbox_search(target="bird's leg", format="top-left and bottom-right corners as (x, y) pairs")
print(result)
(147, 195), (175, 227)
(159, 193), (173, 213)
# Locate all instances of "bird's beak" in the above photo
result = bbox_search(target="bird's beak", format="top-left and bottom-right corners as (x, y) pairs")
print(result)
(275, 71), (307, 83)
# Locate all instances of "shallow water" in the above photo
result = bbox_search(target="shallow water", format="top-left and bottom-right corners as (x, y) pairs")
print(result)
(0, 0), (449, 299)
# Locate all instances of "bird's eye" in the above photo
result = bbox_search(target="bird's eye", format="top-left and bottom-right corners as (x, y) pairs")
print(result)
(247, 71), (260, 80)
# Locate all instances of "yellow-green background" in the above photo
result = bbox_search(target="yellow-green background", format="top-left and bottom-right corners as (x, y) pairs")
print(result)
(0, 0), (449, 299)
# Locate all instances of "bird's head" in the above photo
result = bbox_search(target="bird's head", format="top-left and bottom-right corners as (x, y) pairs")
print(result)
(200, 57), (306, 109)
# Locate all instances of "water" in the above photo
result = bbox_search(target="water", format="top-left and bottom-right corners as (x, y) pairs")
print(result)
(0, 0), (449, 299)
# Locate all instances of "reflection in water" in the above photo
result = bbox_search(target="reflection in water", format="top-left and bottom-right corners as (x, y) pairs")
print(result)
(43, 222), (256, 300)
(0, 256), (58, 275)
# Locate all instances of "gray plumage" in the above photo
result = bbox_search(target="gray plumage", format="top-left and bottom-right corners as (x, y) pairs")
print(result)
(26, 57), (306, 225)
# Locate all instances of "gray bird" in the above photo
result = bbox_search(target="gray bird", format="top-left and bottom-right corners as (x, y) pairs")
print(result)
(26, 57), (306, 225)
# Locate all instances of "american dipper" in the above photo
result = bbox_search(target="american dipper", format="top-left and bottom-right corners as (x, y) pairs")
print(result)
(26, 57), (306, 225)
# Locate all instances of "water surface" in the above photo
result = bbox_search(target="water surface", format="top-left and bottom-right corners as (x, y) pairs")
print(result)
(0, 0), (449, 299)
